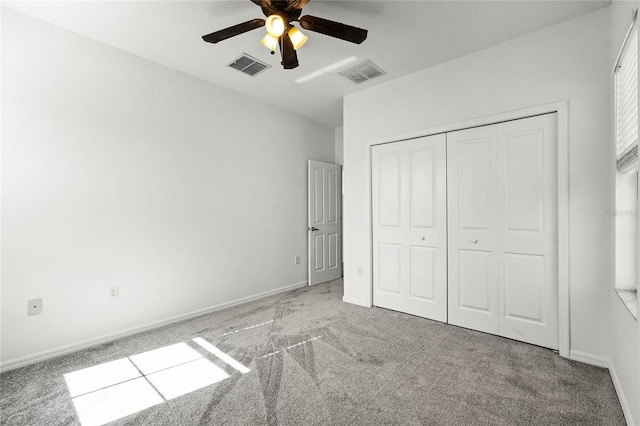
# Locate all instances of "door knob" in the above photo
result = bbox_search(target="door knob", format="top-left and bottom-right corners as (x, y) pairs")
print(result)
(471, 239), (478, 243)
(309, 227), (319, 231)
(421, 236), (426, 240)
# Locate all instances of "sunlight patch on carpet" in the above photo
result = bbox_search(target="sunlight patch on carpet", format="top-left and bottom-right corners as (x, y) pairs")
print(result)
(70, 377), (163, 426)
(193, 337), (250, 374)
(220, 320), (275, 337)
(63, 338), (249, 425)
(129, 342), (202, 375)
(145, 358), (229, 400)
(257, 336), (323, 359)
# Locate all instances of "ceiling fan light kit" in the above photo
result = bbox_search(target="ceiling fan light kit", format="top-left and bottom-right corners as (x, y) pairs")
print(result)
(202, 0), (368, 70)
(288, 26), (308, 50)
(261, 33), (279, 53)
(265, 13), (286, 37)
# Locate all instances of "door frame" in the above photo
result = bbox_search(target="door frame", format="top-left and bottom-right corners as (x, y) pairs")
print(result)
(366, 101), (569, 358)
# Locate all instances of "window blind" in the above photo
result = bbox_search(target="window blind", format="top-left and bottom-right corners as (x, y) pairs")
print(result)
(615, 21), (639, 172)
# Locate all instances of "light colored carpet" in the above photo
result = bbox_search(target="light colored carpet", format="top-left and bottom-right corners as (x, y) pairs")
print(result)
(0, 279), (625, 425)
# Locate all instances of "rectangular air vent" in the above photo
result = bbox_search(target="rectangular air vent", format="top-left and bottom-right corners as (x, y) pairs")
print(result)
(227, 54), (271, 77)
(339, 60), (385, 84)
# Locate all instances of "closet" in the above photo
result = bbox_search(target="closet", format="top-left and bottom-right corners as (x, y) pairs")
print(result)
(372, 113), (559, 350)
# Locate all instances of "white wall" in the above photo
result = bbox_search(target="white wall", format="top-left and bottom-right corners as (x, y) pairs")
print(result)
(609, 1), (640, 423)
(610, 294), (639, 424)
(343, 8), (612, 360)
(334, 126), (344, 166)
(1, 9), (334, 368)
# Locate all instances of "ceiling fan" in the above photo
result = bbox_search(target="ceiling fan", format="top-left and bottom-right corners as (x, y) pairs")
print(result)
(202, 0), (368, 69)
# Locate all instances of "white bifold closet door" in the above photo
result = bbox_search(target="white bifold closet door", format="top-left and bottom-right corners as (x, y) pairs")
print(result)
(372, 134), (448, 322)
(447, 113), (559, 350)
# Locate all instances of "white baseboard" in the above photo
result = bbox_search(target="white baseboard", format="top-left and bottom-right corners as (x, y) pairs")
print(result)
(568, 349), (610, 368)
(342, 296), (371, 308)
(609, 364), (634, 426)
(569, 350), (635, 425)
(609, 361), (636, 426)
(0, 281), (308, 373)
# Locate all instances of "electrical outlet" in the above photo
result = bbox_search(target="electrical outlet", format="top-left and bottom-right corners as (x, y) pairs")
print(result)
(27, 298), (42, 316)
(294, 255), (301, 265)
(357, 266), (363, 276)
(109, 285), (119, 300)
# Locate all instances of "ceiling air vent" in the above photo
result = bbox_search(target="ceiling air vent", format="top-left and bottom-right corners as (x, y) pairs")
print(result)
(339, 60), (385, 84)
(227, 54), (271, 77)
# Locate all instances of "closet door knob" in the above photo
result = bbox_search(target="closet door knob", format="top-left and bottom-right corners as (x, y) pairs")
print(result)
(421, 236), (426, 240)
(471, 239), (478, 243)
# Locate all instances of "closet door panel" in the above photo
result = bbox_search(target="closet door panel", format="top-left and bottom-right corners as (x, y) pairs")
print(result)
(409, 147), (436, 228)
(504, 136), (544, 232)
(498, 114), (558, 350)
(373, 135), (447, 322)
(458, 140), (494, 230)
(379, 243), (403, 294)
(372, 147), (406, 312)
(503, 253), (545, 321)
(377, 152), (402, 228)
(409, 246), (435, 300)
(447, 126), (499, 334)
(458, 250), (492, 312)
(405, 137), (447, 321)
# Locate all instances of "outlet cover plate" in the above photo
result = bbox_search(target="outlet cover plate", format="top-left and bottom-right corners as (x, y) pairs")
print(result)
(28, 298), (42, 316)
(109, 285), (119, 300)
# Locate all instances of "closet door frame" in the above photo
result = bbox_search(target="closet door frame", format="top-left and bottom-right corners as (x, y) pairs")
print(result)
(367, 101), (569, 358)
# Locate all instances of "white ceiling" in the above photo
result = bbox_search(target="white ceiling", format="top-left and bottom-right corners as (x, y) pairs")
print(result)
(4, 0), (610, 128)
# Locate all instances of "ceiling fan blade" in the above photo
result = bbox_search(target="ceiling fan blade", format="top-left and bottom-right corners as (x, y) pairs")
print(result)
(249, 0), (271, 8)
(280, 33), (299, 69)
(202, 19), (265, 44)
(299, 15), (367, 44)
(286, 0), (310, 9)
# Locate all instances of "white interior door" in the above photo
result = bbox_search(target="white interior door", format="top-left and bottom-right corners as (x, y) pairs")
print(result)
(497, 114), (558, 349)
(372, 134), (448, 322)
(308, 160), (342, 286)
(447, 125), (500, 335)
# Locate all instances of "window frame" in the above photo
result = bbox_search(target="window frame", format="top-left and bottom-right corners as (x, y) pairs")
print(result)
(613, 9), (639, 318)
